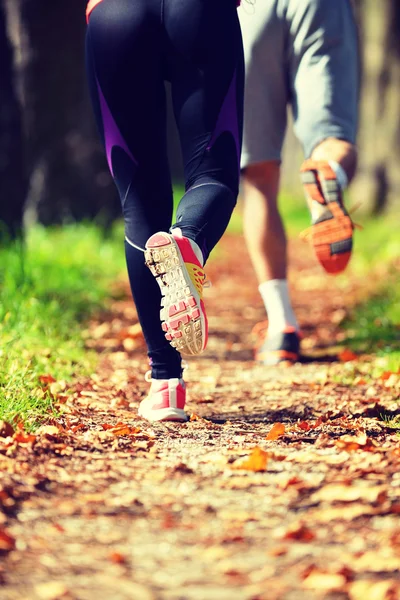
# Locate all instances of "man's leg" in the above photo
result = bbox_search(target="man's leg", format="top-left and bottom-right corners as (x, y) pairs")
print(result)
(242, 161), (285, 282)
(239, 2), (300, 364)
(242, 161), (300, 363)
(289, 0), (360, 274)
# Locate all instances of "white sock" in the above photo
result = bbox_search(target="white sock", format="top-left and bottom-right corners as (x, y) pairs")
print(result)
(328, 160), (348, 190)
(172, 227), (204, 266)
(259, 279), (298, 334)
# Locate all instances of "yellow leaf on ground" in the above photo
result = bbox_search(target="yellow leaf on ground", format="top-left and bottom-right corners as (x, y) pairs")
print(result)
(303, 572), (346, 591)
(349, 580), (400, 600)
(36, 425), (61, 436)
(266, 423), (286, 441)
(311, 484), (387, 505)
(231, 446), (269, 472)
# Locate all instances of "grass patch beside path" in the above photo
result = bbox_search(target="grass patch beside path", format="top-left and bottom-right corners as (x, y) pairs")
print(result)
(0, 225), (125, 428)
(341, 217), (400, 371)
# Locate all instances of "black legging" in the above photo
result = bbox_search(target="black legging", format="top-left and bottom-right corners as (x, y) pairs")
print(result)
(86, 0), (244, 379)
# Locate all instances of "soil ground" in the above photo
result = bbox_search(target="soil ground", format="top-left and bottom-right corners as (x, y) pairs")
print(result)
(1, 235), (400, 600)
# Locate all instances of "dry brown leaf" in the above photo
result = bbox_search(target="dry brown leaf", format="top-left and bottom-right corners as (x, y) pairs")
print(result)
(297, 421), (310, 431)
(35, 581), (69, 600)
(0, 528), (16, 551)
(38, 374), (57, 385)
(101, 422), (141, 437)
(310, 504), (378, 524)
(266, 423), (286, 441)
(36, 425), (61, 437)
(13, 431), (36, 445)
(283, 523), (315, 542)
(231, 446), (269, 472)
(311, 484), (387, 505)
(0, 421), (14, 438)
(380, 370), (398, 381)
(348, 580), (400, 600)
(109, 551), (127, 564)
(303, 572), (346, 590)
(336, 434), (378, 453)
(338, 349), (358, 362)
(190, 413), (204, 421)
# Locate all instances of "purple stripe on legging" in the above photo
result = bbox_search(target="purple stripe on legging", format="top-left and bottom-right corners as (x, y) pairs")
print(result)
(206, 70), (240, 171)
(97, 80), (137, 176)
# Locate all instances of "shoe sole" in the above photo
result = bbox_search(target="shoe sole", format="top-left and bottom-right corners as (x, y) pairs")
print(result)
(301, 161), (353, 275)
(145, 232), (207, 355)
(138, 404), (188, 423)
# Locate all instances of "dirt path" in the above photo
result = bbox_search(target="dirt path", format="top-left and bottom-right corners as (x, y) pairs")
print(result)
(1, 236), (400, 600)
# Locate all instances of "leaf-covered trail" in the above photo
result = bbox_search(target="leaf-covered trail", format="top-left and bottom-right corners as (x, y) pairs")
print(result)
(1, 235), (400, 600)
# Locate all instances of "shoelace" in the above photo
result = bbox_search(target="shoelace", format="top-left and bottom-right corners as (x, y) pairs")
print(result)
(202, 274), (212, 289)
(299, 204), (363, 243)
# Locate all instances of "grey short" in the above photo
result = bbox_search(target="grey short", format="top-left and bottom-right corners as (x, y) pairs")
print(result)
(239, 0), (360, 168)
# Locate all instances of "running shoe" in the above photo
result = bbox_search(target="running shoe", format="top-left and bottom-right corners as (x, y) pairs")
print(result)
(300, 160), (354, 275)
(145, 230), (208, 355)
(253, 322), (300, 365)
(139, 374), (188, 422)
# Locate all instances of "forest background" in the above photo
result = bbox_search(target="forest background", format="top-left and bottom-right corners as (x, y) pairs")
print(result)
(0, 0), (400, 239)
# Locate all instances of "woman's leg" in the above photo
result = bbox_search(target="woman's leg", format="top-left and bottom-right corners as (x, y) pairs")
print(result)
(85, 0), (182, 379)
(167, 0), (244, 262)
(141, 0), (244, 357)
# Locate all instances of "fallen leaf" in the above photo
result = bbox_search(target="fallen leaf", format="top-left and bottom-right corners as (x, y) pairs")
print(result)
(0, 528), (16, 551)
(266, 423), (286, 441)
(13, 432), (36, 445)
(231, 446), (269, 472)
(0, 421), (14, 438)
(109, 551), (127, 564)
(297, 421), (310, 431)
(283, 523), (315, 542)
(336, 434), (378, 453)
(338, 349), (358, 362)
(190, 413), (203, 421)
(311, 484), (387, 505)
(303, 572), (346, 590)
(38, 374), (57, 385)
(380, 371), (395, 381)
(348, 580), (400, 600)
(36, 425), (61, 437)
(35, 581), (69, 600)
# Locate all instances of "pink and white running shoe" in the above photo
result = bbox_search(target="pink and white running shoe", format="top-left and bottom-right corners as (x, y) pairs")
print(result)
(145, 230), (209, 355)
(138, 376), (188, 422)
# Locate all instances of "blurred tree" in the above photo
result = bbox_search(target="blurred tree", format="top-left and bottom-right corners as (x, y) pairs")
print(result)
(351, 0), (400, 214)
(0, 0), (26, 242)
(5, 0), (120, 227)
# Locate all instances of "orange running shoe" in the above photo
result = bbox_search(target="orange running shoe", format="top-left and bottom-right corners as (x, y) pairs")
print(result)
(145, 230), (208, 355)
(300, 160), (354, 275)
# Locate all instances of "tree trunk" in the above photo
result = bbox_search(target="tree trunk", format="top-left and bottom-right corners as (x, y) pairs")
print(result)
(5, 0), (120, 227)
(351, 0), (400, 214)
(0, 0), (26, 242)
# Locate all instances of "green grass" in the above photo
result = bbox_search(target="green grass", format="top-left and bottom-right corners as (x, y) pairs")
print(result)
(1, 187), (398, 428)
(340, 217), (400, 371)
(0, 225), (125, 428)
